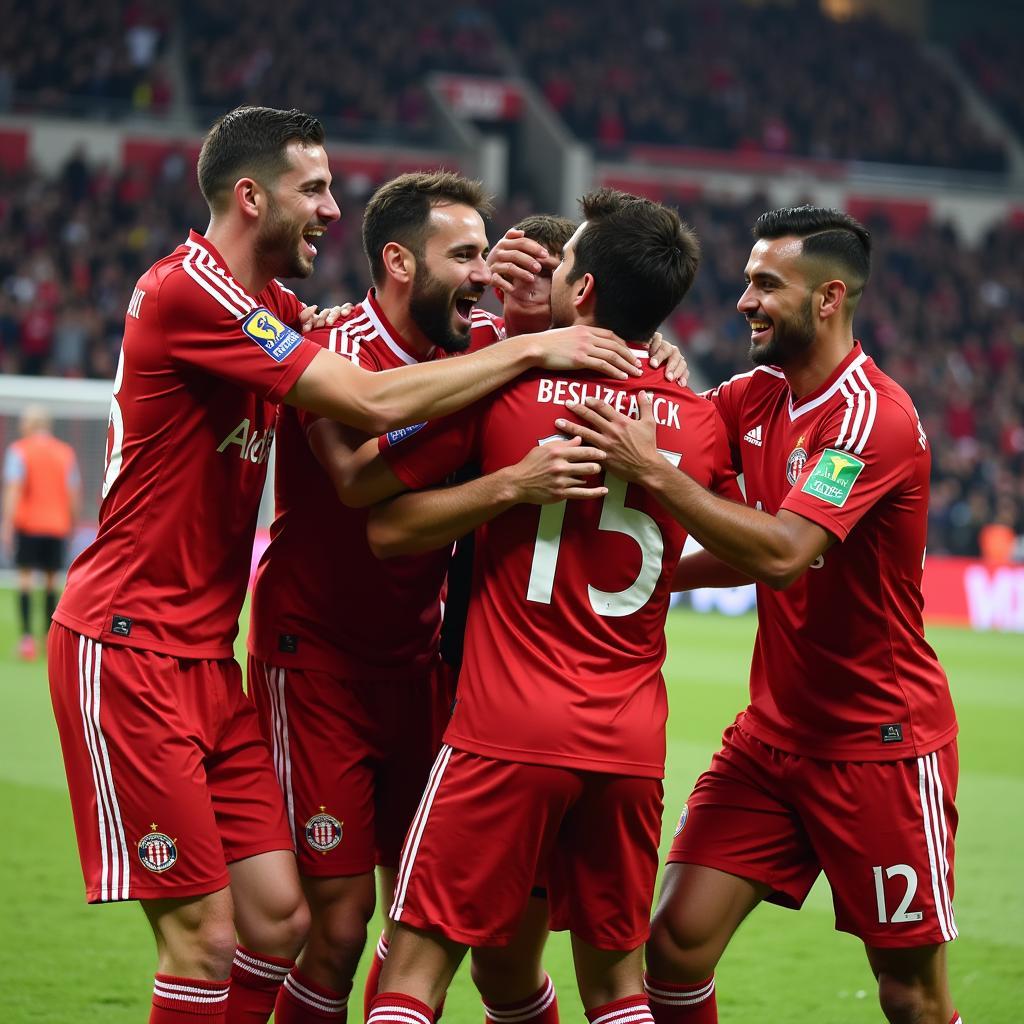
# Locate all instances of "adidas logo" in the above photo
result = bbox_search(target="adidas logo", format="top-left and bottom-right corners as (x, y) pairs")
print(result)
(743, 425), (763, 447)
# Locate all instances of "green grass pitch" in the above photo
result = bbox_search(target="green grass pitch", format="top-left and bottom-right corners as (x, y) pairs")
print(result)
(2, 601), (1021, 1022)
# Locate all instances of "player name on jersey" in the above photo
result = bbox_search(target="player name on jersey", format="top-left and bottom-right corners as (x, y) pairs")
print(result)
(534, 378), (682, 428)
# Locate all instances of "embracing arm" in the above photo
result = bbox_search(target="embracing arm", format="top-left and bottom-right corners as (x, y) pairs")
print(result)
(557, 393), (833, 589)
(672, 549), (756, 591)
(367, 436), (606, 558)
(306, 420), (407, 509)
(285, 326), (640, 435)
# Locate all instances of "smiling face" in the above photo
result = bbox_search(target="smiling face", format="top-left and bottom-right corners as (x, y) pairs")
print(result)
(738, 236), (818, 367)
(254, 140), (340, 279)
(408, 203), (491, 352)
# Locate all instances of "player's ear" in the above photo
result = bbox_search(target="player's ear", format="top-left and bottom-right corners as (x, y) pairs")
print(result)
(234, 178), (260, 221)
(381, 242), (415, 286)
(818, 279), (846, 321)
(574, 272), (596, 313)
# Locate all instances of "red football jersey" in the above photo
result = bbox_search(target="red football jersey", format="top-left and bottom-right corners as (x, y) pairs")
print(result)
(54, 231), (317, 659)
(248, 291), (504, 676)
(381, 349), (739, 778)
(709, 343), (957, 760)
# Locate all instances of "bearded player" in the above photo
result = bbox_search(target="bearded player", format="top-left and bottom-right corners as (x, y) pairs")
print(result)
(559, 207), (961, 1024)
(46, 104), (642, 1024)
(352, 189), (738, 1024)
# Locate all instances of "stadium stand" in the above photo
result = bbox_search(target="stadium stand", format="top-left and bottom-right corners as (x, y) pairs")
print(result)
(184, 0), (503, 142)
(956, 32), (1024, 143)
(0, 1), (173, 118)
(497, 0), (1009, 172)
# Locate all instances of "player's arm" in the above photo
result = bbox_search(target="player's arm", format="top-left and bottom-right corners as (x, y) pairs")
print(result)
(672, 550), (756, 591)
(1, 449), (23, 556)
(306, 420), (406, 509)
(557, 393), (833, 590)
(367, 437), (607, 558)
(285, 325), (642, 435)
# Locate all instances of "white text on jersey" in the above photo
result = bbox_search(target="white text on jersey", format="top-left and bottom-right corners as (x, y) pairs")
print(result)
(217, 418), (275, 464)
(535, 379), (681, 428)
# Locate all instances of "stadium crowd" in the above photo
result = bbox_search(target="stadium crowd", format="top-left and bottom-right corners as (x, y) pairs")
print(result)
(0, 0), (173, 118)
(184, 0), (501, 143)
(1, 151), (1020, 559)
(498, 0), (1009, 172)
(957, 31), (1024, 144)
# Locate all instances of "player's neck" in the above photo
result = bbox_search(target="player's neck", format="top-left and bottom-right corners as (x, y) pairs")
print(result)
(782, 331), (855, 399)
(375, 288), (436, 360)
(203, 222), (272, 296)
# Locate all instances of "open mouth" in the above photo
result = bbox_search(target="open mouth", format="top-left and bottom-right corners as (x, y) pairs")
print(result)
(747, 316), (772, 341)
(453, 294), (480, 325)
(302, 225), (326, 257)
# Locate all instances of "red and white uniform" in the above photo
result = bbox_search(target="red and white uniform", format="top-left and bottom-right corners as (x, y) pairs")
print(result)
(49, 232), (314, 901)
(382, 350), (739, 947)
(709, 343), (955, 761)
(247, 292), (506, 874)
(670, 343), (959, 946)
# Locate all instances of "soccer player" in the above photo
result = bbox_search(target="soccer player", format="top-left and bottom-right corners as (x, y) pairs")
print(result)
(45, 105), (641, 1024)
(353, 188), (737, 1024)
(557, 207), (962, 1024)
(245, 172), (569, 1023)
(1, 404), (80, 659)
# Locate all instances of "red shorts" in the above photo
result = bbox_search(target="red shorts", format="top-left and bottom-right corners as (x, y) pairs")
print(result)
(668, 723), (958, 947)
(391, 746), (663, 950)
(48, 624), (293, 904)
(248, 657), (447, 877)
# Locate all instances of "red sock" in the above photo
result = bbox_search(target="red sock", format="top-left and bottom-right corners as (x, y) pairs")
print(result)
(644, 973), (716, 1024)
(367, 993), (435, 1024)
(226, 946), (294, 1023)
(274, 967), (350, 1022)
(151, 974), (230, 1022)
(585, 994), (653, 1024)
(483, 974), (558, 1024)
(362, 933), (389, 1020)
(949, 1014), (963, 1024)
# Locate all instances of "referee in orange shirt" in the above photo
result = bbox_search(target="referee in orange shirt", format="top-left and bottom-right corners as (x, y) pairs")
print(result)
(2, 405), (80, 659)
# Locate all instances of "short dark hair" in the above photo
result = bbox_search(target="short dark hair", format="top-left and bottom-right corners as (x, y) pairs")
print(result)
(567, 188), (700, 341)
(512, 213), (578, 256)
(753, 206), (871, 305)
(362, 171), (495, 284)
(197, 106), (325, 213)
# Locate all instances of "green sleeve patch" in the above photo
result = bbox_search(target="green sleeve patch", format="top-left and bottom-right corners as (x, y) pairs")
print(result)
(800, 448), (866, 507)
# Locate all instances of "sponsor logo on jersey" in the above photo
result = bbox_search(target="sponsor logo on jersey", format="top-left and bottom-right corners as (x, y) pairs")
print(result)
(242, 308), (303, 362)
(743, 424), (763, 447)
(801, 448), (865, 507)
(880, 723), (904, 743)
(217, 418), (275, 464)
(305, 809), (343, 853)
(673, 803), (689, 836)
(138, 828), (178, 872)
(785, 435), (808, 485)
(386, 422), (426, 446)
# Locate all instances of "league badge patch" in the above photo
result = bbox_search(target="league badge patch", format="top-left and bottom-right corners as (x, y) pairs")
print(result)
(801, 448), (866, 508)
(242, 308), (303, 363)
(385, 422), (426, 447)
(305, 808), (343, 854)
(673, 803), (689, 837)
(138, 827), (178, 873)
(786, 435), (808, 485)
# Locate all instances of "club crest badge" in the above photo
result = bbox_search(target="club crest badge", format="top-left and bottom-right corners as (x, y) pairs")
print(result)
(673, 803), (689, 837)
(138, 826), (178, 873)
(305, 808), (343, 853)
(786, 435), (809, 485)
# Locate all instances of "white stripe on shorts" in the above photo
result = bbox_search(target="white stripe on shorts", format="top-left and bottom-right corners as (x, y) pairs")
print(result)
(77, 636), (131, 901)
(391, 744), (453, 921)
(917, 752), (956, 941)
